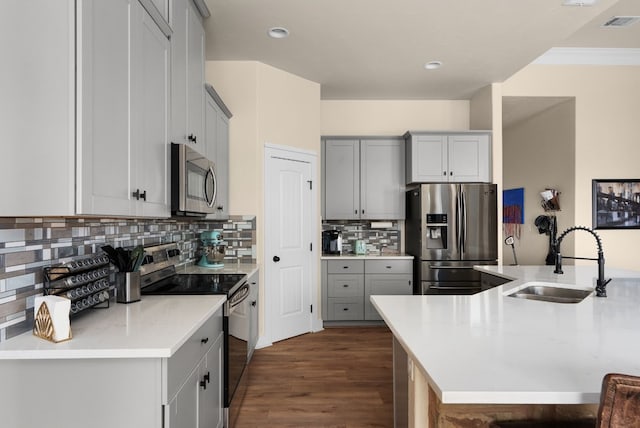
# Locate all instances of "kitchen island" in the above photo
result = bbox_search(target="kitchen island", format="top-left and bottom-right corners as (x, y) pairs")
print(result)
(371, 265), (640, 427)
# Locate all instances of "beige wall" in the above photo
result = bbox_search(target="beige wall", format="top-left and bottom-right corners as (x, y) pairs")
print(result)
(205, 60), (321, 231)
(503, 99), (576, 265)
(320, 100), (470, 135)
(205, 61), (322, 335)
(470, 84), (504, 263)
(503, 65), (640, 270)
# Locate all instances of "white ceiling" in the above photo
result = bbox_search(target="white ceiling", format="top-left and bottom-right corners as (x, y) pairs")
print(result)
(203, 0), (640, 100)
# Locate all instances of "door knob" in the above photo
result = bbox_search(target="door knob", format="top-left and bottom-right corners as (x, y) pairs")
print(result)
(273, 256), (280, 262)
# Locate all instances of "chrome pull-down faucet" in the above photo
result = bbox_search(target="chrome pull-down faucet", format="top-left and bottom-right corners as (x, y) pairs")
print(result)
(553, 226), (611, 297)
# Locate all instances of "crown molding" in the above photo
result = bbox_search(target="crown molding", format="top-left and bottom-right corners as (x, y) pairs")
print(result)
(533, 47), (640, 65)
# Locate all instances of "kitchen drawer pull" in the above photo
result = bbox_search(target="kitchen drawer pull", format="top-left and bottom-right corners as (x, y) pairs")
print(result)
(201, 338), (209, 344)
(343, 266), (349, 269)
(386, 266), (392, 269)
(343, 307), (349, 311)
(343, 284), (349, 287)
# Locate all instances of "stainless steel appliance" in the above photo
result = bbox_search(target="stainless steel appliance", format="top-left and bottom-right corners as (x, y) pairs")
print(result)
(321, 230), (342, 254)
(171, 143), (218, 216)
(406, 183), (498, 295)
(138, 243), (252, 428)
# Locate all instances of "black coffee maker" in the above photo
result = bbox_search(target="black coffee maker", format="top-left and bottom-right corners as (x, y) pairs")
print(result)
(322, 230), (342, 254)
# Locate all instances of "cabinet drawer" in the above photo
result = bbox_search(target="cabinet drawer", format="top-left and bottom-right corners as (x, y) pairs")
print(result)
(327, 260), (365, 274)
(365, 259), (412, 274)
(165, 308), (223, 403)
(364, 274), (413, 321)
(327, 297), (364, 320)
(327, 274), (364, 297)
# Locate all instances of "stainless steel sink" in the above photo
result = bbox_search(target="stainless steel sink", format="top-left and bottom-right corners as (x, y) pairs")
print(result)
(507, 282), (592, 304)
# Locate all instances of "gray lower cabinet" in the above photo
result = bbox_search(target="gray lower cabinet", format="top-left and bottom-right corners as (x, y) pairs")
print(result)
(247, 270), (259, 361)
(322, 137), (405, 220)
(166, 311), (224, 428)
(322, 259), (412, 322)
(0, 307), (224, 428)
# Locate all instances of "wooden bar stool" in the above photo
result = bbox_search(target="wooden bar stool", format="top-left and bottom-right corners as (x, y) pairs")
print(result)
(596, 373), (640, 428)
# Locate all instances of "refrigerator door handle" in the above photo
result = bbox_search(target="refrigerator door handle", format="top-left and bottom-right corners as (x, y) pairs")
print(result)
(428, 265), (475, 270)
(455, 189), (461, 254)
(461, 187), (467, 256)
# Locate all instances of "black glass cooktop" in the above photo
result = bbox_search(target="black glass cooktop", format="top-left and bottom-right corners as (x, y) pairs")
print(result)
(141, 273), (246, 296)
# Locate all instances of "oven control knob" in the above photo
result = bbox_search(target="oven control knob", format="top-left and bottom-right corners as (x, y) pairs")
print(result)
(273, 256), (280, 262)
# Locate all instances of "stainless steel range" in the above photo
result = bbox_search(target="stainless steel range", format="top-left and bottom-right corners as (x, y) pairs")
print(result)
(138, 243), (251, 428)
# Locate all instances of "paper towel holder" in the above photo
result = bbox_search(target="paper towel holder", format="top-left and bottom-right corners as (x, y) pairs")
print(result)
(33, 302), (72, 343)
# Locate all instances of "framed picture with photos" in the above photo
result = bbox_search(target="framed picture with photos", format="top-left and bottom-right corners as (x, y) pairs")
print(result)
(592, 179), (640, 229)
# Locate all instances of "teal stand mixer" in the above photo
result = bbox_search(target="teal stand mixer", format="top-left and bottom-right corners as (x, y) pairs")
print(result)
(197, 230), (226, 268)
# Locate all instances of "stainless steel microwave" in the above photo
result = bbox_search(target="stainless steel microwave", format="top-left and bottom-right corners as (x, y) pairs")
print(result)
(171, 143), (218, 216)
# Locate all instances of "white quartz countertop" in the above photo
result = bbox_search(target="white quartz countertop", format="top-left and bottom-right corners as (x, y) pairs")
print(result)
(0, 295), (226, 360)
(371, 265), (640, 405)
(178, 262), (259, 276)
(321, 254), (413, 260)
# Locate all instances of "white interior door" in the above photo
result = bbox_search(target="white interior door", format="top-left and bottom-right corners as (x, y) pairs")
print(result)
(265, 146), (316, 343)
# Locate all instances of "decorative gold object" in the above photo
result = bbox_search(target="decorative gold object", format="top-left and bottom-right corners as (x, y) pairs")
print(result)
(33, 302), (72, 343)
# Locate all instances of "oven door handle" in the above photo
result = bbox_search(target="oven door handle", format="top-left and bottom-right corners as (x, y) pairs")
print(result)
(229, 283), (250, 310)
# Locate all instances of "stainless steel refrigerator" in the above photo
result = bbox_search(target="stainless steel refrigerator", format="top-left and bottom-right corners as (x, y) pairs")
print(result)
(406, 183), (498, 295)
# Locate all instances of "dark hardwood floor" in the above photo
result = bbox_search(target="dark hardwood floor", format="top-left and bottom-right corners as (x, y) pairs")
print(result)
(236, 326), (394, 428)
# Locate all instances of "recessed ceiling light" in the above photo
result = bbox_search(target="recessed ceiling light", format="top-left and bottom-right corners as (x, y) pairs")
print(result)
(562, 0), (597, 6)
(424, 61), (443, 70)
(268, 27), (289, 39)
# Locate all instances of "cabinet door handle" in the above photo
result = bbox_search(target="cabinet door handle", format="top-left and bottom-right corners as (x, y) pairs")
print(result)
(343, 284), (349, 287)
(251, 300), (257, 307)
(204, 371), (210, 384)
(443, 171), (446, 176)
(132, 189), (140, 200)
(343, 266), (349, 269)
(273, 256), (280, 262)
(201, 337), (209, 344)
(140, 190), (147, 201)
(355, 210), (358, 214)
(386, 266), (392, 269)
(200, 380), (207, 390)
(188, 134), (197, 143)
(343, 307), (349, 311)
(450, 171), (453, 176)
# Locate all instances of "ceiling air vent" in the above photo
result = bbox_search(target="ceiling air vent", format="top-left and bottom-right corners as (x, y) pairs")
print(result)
(602, 16), (640, 27)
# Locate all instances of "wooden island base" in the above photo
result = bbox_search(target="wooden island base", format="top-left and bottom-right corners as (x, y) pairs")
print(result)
(409, 366), (598, 427)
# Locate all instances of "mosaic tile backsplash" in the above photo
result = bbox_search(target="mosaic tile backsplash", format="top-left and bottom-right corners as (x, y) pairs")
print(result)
(322, 220), (401, 255)
(0, 215), (256, 342)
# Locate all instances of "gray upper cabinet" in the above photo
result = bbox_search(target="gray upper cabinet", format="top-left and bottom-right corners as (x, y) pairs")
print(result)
(1, 0), (171, 217)
(323, 137), (405, 220)
(205, 85), (231, 218)
(170, 0), (206, 151)
(323, 139), (360, 220)
(405, 132), (491, 183)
